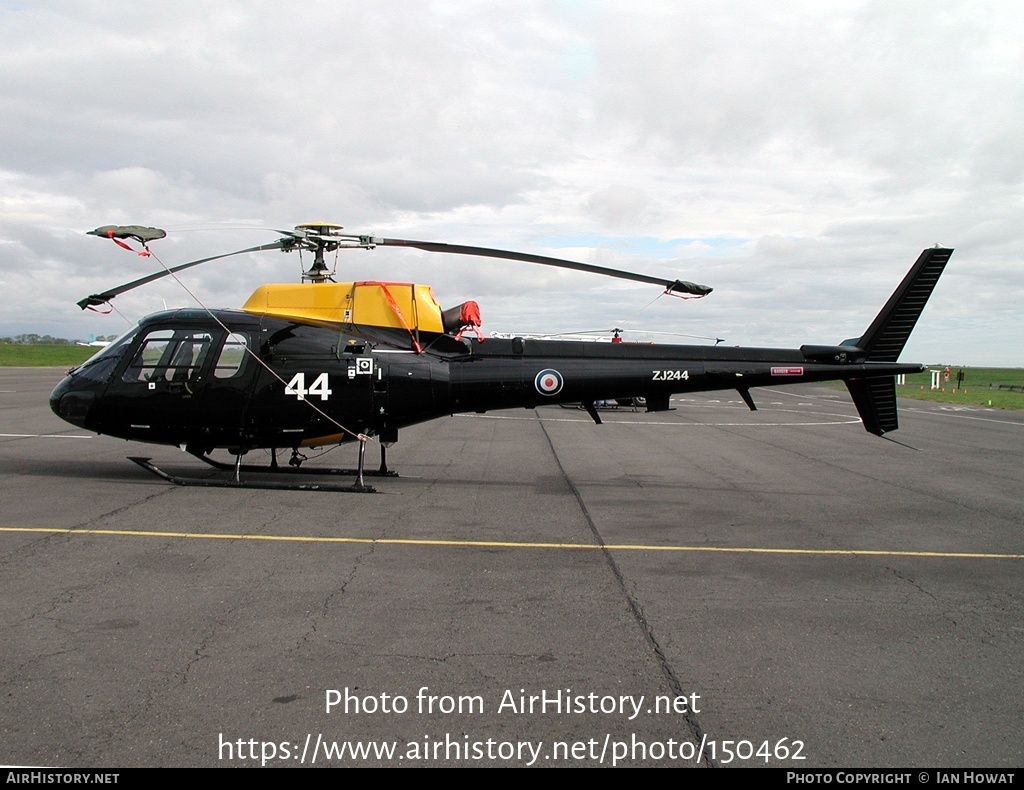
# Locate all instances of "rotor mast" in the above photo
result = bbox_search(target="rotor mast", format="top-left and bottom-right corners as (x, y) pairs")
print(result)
(296, 223), (345, 283)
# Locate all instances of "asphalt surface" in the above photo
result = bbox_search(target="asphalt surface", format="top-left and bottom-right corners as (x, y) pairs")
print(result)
(1, 367), (1021, 768)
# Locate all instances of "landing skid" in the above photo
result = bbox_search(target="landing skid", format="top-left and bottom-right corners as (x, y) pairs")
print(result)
(128, 456), (378, 493)
(191, 450), (400, 478)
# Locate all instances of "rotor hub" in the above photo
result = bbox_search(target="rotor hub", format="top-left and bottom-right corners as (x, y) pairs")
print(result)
(296, 223), (344, 283)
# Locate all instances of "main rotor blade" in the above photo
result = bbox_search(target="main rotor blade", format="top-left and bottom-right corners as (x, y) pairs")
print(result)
(372, 238), (713, 296)
(77, 240), (289, 309)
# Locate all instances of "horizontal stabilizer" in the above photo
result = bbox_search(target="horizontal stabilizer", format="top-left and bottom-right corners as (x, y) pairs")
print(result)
(845, 377), (898, 436)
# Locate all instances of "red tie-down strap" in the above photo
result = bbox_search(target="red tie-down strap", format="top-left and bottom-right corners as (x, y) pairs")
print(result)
(372, 282), (423, 354)
(661, 288), (706, 300)
(106, 229), (151, 257)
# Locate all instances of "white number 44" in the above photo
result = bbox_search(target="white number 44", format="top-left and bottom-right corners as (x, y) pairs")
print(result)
(285, 372), (333, 401)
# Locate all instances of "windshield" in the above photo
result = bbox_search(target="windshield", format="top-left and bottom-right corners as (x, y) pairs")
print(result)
(70, 325), (140, 383)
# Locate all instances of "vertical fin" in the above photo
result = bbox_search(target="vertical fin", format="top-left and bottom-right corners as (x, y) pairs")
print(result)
(855, 247), (953, 361)
(845, 377), (898, 436)
(844, 247), (952, 436)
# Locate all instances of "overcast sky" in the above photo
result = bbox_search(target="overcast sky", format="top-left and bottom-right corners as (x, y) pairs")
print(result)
(1, 0), (1021, 365)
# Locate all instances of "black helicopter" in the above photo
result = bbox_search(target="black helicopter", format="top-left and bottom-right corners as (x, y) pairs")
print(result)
(50, 223), (952, 492)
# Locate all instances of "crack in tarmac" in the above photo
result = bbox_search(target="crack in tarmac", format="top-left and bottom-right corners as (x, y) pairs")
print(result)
(535, 414), (715, 768)
(888, 568), (938, 602)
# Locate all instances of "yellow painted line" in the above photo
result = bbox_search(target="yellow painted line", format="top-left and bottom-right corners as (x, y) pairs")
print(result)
(1, 526), (1021, 559)
(0, 433), (92, 439)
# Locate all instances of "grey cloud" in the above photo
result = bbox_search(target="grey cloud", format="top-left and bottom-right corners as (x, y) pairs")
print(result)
(0, 1), (1019, 364)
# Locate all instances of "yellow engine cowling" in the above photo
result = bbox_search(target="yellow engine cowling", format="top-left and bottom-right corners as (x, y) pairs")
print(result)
(241, 281), (447, 333)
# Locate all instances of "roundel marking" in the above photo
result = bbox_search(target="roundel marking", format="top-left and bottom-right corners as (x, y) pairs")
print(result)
(534, 368), (564, 396)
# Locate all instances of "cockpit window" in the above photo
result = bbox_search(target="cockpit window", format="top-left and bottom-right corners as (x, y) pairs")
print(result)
(213, 332), (249, 379)
(122, 329), (214, 383)
(72, 325), (140, 384)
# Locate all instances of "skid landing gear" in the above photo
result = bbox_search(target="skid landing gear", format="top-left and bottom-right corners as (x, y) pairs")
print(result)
(262, 444), (397, 475)
(128, 457), (376, 492)
(189, 445), (399, 479)
(127, 439), (399, 493)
